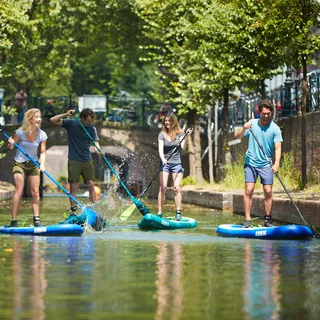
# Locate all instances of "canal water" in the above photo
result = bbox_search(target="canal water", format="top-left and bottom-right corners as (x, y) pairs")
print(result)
(0, 196), (319, 319)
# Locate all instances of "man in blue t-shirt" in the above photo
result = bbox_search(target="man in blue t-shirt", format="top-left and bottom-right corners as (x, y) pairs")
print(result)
(235, 99), (283, 228)
(51, 108), (101, 213)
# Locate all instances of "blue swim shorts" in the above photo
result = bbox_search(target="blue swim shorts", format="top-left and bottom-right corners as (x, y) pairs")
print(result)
(244, 164), (273, 185)
(161, 162), (183, 173)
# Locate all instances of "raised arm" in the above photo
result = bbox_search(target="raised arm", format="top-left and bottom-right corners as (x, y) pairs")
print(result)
(235, 121), (251, 139)
(180, 127), (193, 150)
(50, 110), (75, 126)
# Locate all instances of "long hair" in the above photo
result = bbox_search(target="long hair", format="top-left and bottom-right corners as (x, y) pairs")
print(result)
(20, 108), (41, 133)
(161, 112), (184, 139)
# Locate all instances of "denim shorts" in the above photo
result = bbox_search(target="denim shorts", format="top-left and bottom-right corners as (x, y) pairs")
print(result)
(244, 164), (273, 185)
(161, 162), (183, 173)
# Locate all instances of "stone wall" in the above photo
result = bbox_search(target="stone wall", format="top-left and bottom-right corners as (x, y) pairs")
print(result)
(167, 188), (320, 228)
(280, 111), (320, 173)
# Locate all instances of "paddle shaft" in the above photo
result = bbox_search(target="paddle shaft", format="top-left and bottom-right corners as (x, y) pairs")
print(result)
(0, 128), (84, 209)
(73, 114), (136, 201)
(139, 128), (192, 199)
(249, 128), (315, 231)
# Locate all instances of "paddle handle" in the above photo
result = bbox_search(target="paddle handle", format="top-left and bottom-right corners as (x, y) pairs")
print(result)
(0, 128), (84, 209)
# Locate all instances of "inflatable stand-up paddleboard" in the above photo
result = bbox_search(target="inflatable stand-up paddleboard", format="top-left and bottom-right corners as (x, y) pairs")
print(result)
(0, 224), (84, 236)
(138, 213), (197, 230)
(0, 207), (101, 237)
(216, 224), (313, 240)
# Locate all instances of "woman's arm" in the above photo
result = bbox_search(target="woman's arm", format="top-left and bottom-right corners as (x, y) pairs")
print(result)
(180, 127), (193, 150)
(8, 133), (19, 150)
(158, 139), (167, 164)
(39, 140), (47, 172)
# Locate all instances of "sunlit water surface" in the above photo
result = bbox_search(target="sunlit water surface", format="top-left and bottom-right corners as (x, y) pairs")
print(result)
(0, 195), (319, 320)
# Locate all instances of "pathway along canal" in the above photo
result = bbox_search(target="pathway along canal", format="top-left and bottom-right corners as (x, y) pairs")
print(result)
(0, 197), (319, 319)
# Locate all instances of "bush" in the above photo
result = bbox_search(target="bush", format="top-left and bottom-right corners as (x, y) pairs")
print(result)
(181, 176), (196, 186)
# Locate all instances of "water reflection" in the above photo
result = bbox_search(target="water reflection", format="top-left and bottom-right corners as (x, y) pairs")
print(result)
(154, 243), (183, 320)
(243, 241), (281, 320)
(12, 237), (47, 320)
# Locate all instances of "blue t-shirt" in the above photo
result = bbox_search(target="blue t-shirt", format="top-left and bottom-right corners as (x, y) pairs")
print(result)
(62, 119), (99, 162)
(14, 128), (48, 163)
(243, 119), (283, 168)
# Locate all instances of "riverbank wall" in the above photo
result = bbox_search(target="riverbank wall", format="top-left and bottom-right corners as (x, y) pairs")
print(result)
(167, 187), (320, 228)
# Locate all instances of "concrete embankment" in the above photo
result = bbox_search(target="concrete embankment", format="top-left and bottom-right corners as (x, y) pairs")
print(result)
(0, 182), (15, 201)
(167, 186), (320, 228)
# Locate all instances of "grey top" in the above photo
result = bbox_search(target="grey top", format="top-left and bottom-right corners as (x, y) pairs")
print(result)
(62, 119), (99, 162)
(158, 132), (183, 164)
(14, 128), (47, 163)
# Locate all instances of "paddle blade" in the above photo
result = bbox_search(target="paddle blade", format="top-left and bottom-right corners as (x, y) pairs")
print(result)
(119, 204), (136, 221)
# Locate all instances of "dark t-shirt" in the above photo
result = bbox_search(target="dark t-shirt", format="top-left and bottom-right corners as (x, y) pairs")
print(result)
(62, 119), (99, 162)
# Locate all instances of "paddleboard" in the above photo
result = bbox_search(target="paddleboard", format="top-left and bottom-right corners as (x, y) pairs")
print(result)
(216, 224), (313, 240)
(138, 213), (197, 230)
(58, 207), (106, 231)
(0, 224), (84, 236)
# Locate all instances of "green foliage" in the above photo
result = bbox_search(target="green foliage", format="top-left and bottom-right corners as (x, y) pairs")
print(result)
(306, 158), (320, 187)
(216, 152), (302, 191)
(0, 141), (5, 159)
(181, 176), (196, 186)
(1, 105), (17, 115)
(58, 176), (67, 184)
(219, 161), (246, 190)
(276, 152), (301, 190)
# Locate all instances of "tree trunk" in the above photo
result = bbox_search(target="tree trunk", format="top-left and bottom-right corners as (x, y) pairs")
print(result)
(207, 104), (214, 183)
(194, 120), (203, 182)
(301, 61), (308, 188)
(187, 111), (203, 182)
(222, 88), (232, 166)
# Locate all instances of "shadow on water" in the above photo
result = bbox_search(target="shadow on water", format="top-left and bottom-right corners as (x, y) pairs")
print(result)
(0, 196), (320, 319)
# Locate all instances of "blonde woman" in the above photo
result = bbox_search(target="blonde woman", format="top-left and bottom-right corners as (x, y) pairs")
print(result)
(157, 113), (193, 220)
(8, 108), (47, 227)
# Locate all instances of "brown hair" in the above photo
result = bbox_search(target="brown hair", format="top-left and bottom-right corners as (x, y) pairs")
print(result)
(258, 99), (274, 113)
(161, 112), (184, 139)
(80, 108), (96, 120)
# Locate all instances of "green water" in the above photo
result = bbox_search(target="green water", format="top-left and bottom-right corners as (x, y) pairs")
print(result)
(0, 196), (319, 320)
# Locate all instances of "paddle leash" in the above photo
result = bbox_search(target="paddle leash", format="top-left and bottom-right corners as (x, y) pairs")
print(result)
(72, 114), (150, 216)
(120, 126), (193, 221)
(0, 128), (98, 225)
(249, 128), (320, 237)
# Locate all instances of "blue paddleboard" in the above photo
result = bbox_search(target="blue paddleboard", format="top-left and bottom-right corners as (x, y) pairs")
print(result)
(216, 224), (313, 240)
(0, 224), (84, 236)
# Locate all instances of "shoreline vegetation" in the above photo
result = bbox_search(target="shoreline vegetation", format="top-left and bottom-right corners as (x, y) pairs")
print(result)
(182, 152), (320, 201)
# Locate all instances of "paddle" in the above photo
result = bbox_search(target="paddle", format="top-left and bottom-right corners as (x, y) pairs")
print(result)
(72, 113), (150, 216)
(119, 126), (193, 221)
(249, 128), (320, 238)
(0, 128), (98, 224)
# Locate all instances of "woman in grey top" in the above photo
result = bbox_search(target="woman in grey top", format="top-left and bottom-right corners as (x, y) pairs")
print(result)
(158, 113), (193, 220)
(8, 109), (47, 227)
